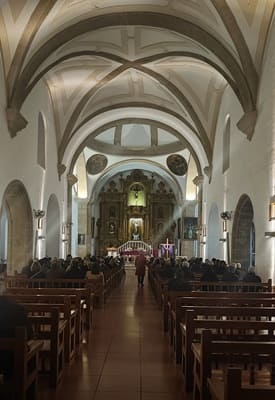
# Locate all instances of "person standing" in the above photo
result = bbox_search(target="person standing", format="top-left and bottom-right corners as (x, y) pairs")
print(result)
(135, 252), (146, 287)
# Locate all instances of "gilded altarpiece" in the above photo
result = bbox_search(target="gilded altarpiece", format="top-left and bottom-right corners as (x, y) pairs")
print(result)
(96, 170), (176, 255)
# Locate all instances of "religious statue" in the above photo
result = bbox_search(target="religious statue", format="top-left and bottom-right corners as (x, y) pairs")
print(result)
(131, 220), (141, 240)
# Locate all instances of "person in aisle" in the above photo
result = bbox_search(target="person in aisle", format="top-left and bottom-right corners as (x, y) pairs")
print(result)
(135, 251), (147, 287)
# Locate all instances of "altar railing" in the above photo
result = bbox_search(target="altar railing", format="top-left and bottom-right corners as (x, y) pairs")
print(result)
(118, 241), (152, 256)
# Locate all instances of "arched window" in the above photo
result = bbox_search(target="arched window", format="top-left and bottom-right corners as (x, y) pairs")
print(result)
(37, 112), (46, 169)
(223, 115), (230, 173)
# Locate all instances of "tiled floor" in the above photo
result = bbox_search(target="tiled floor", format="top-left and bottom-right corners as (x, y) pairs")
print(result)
(38, 269), (189, 399)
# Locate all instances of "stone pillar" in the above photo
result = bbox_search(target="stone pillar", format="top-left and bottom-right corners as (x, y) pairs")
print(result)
(67, 174), (78, 253)
(78, 199), (88, 258)
(193, 175), (204, 257)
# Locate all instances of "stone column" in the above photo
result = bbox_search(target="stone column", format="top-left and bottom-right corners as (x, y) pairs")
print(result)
(193, 175), (204, 257)
(78, 199), (88, 258)
(67, 174), (78, 253)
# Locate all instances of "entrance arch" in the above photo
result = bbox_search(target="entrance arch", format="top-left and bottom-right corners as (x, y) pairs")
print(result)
(231, 194), (255, 269)
(1, 180), (33, 274)
(207, 203), (221, 260)
(46, 194), (60, 258)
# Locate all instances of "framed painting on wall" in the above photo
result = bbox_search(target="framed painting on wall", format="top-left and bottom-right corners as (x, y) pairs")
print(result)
(183, 217), (198, 240)
(78, 234), (86, 245)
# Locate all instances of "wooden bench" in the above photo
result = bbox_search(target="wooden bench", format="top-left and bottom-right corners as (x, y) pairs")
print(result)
(163, 279), (275, 331)
(12, 296), (78, 363)
(166, 293), (275, 355)
(5, 276), (103, 308)
(27, 306), (67, 387)
(173, 296), (275, 363)
(7, 287), (92, 331)
(0, 327), (43, 400)
(180, 310), (275, 392)
(208, 367), (275, 400)
(193, 329), (275, 400)
(161, 279), (273, 332)
(190, 279), (272, 292)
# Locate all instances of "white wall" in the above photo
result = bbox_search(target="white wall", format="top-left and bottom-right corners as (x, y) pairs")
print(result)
(204, 19), (275, 282)
(0, 55), (65, 266)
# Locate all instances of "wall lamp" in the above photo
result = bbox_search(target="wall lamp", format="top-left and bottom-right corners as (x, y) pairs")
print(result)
(265, 232), (275, 238)
(221, 211), (232, 232)
(33, 209), (45, 229)
(220, 211), (232, 220)
(269, 195), (275, 220)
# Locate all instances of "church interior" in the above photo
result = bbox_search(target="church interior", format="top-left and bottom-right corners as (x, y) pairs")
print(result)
(0, 1), (275, 399)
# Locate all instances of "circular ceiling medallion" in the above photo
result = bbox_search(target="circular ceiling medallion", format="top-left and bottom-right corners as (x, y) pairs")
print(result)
(86, 154), (108, 175)
(166, 154), (188, 176)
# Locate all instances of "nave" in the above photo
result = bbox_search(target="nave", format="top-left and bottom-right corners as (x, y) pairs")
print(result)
(38, 269), (187, 400)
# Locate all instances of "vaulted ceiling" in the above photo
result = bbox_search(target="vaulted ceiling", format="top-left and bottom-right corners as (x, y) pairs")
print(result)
(0, 0), (274, 190)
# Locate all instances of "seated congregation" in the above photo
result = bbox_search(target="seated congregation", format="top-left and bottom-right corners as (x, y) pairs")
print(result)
(0, 255), (125, 400)
(148, 255), (275, 400)
(0, 253), (274, 400)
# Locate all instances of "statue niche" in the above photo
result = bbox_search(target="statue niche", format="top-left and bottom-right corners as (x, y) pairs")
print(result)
(130, 218), (143, 241)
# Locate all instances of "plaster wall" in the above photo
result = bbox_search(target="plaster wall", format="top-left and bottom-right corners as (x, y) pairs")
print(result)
(204, 20), (275, 282)
(0, 56), (65, 263)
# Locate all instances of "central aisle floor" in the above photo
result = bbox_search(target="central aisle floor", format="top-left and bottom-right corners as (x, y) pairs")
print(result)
(38, 269), (189, 400)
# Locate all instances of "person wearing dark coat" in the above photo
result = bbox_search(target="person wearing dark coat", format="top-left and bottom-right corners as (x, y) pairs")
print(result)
(242, 267), (262, 292)
(65, 259), (84, 279)
(0, 274), (33, 380)
(200, 264), (219, 291)
(135, 252), (147, 287)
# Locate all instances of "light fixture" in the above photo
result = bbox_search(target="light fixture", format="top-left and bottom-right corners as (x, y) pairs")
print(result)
(201, 224), (206, 237)
(33, 209), (45, 229)
(220, 211), (232, 220)
(222, 220), (227, 232)
(265, 232), (275, 237)
(269, 195), (275, 220)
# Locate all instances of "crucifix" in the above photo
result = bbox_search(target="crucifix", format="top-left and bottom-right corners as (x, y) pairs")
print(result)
(161, 238), (175, 260)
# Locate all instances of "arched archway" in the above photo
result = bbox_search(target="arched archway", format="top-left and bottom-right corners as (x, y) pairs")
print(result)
(46, 194), (60, 258)
(231, 194), (255, 269)
(1, 180), (33, 274)
(207, 203), (221, 260)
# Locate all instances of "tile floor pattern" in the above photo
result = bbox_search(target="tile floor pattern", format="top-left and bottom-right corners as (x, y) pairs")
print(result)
(38, 269), (191, 400)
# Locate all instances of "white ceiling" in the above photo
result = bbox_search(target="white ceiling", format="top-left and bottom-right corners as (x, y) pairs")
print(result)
(0, 0), (274, 194)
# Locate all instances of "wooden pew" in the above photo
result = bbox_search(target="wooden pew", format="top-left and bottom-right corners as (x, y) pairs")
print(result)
(6, 287), (92, 331)
(193, 329), (275, 400)
(208, 367), (275, 400)
(0, 327), (43, 400)
(5, 275), (103, 308)
(27, 306), (67, 387)
(173, 296), (275, 363)
(180, 309), (275, 392)
(161, 278), (273, 332)
(190, 279), (272, 292)
(165, 291), (275, 352)
(11, 296), (77, 363)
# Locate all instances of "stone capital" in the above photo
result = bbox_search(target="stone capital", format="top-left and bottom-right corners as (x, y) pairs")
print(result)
(193, 175), (204, 187)
(237, 110), (257, 141)
(67, 174), (78, 186)
(58, 164), (66, 179)
(6, 108), (28, 137)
